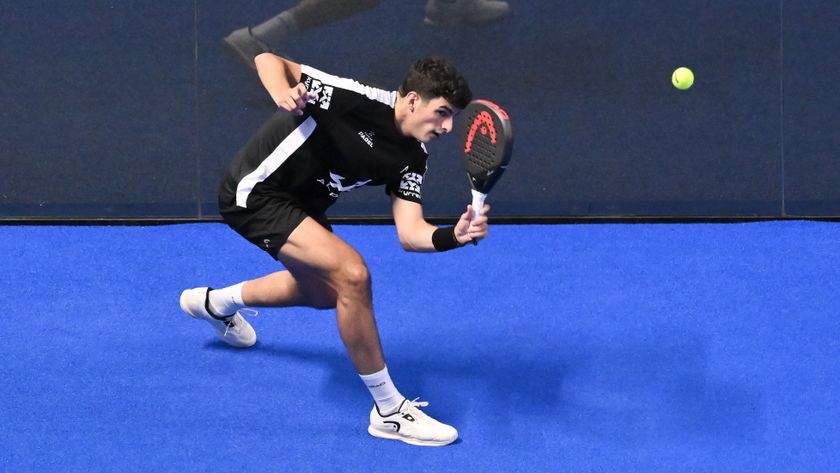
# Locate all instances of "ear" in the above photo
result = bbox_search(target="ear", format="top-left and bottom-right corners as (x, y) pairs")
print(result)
(405, 91), (422, 109)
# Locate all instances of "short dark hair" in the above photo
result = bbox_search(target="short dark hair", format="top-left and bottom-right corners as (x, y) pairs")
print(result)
(398, 57), (472, 109)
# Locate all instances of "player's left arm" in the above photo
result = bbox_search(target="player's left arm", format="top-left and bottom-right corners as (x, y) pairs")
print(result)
(391, 195), (490, 253)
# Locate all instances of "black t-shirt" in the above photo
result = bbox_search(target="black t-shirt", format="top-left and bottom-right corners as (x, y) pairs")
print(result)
(219, 64), (428, 213)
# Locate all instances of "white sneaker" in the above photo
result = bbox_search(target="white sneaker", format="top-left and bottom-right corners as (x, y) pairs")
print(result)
(179, 287), (256, 348)
(368, 398), (458, 446)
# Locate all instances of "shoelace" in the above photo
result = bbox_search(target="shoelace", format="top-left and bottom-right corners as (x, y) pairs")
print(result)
(401, 398), (430, 421)
(222, 308), (259, 337)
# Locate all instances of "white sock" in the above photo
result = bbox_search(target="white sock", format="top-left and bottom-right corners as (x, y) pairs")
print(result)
(360, 366), (404, 415)
(207, 283), (246, 317)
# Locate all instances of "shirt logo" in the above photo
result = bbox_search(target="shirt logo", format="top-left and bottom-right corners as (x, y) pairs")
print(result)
(305, 77), (334, 110)
(358, 131), (375, 148)
(320, 172), (371, 197)
(399, 172), (423, 199)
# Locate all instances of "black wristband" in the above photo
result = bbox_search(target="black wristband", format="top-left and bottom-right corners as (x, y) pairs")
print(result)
(432, 227), (466, 252)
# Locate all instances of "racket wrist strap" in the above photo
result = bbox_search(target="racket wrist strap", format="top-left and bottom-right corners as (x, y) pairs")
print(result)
(432, 226), (466, 252)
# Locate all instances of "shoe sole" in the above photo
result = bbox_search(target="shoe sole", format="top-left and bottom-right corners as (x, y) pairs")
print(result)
(367, 426), (455, 447)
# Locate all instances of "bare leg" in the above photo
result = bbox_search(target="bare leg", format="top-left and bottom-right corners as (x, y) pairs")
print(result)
(286, 0), (382, 31)
(225, 0), (382, 70)
(243, 217), (385, 375)
(242, 269), (336, 309)
(252, 0), (382, 48)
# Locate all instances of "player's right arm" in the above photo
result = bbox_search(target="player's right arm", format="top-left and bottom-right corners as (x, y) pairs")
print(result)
(254, 53), (314, 115)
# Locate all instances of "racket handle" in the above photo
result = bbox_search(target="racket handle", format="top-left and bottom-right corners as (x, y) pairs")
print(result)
(470, 189), (487, 223)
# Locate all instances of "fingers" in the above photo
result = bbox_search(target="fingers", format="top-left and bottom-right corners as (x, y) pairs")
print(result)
(454, 206), (472, 235)
(455, 204), (490, 244)
(278, 84), (316, 116)
(467, 224), (488, 241)
(279, 96), (301, 115)
(466, 204), (490, 241)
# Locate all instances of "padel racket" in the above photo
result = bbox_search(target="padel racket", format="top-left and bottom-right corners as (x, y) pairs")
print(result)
(457, 99), (514, 222)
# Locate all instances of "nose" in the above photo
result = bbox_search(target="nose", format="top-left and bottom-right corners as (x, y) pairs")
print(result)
(440, 116), (454, 134)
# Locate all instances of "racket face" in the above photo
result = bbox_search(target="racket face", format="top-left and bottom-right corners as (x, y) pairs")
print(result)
(458, 100), (513, 194)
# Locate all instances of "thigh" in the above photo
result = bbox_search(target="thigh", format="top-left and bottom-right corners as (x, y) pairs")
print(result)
(220, 194), (331, 260)
(277, 216), (365, 284)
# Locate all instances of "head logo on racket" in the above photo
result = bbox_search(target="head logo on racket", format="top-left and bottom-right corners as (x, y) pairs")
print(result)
(457, 99), (514, 223)
(465, 111), (498, 154)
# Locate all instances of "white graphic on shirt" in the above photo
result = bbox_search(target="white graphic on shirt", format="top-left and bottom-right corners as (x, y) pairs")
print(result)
(301, 65), (395, 106)
(322, 172), (371, 197)
(305, 77), (334, 110)
(358, 131), (375, 148)
(399, 172), (423, 200)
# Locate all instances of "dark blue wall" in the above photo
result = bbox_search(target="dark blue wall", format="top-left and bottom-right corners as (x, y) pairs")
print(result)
(1, 1), (838, 219)
(783, 2), (840, 216)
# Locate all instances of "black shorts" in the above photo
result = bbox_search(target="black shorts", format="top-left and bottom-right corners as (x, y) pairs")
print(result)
(219, 192), (332, 260)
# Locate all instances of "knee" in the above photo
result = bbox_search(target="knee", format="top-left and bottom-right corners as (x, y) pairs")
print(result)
(335, 260), (371, 294)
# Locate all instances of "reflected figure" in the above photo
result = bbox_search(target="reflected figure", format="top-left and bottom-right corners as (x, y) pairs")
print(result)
(224, 0), (511, 69)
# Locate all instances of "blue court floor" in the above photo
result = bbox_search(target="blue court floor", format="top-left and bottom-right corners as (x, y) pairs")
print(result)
(1, 222), (838, 472)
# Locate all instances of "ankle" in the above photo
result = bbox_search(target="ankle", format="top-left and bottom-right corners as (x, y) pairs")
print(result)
(376, 397), (405, 416)
(208, 283), (246, 317)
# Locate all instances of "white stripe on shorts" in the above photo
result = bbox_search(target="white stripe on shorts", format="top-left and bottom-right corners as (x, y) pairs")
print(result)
(235, 116), (317, 208)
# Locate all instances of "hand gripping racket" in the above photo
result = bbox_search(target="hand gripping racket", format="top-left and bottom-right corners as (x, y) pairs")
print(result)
(458, 99), (514, 222)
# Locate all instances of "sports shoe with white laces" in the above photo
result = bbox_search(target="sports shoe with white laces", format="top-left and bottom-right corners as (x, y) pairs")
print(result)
(368, 398), (458, 446)
(179, 287), (256, 348)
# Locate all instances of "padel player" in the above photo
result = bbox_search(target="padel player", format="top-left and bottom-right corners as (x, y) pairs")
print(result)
(180, 53), (490, 446)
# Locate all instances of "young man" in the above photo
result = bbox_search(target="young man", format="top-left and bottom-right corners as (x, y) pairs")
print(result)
(179, 53), (489, 447)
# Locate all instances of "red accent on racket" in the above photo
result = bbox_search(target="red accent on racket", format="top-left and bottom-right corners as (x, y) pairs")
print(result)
(457, 99), (514, 222)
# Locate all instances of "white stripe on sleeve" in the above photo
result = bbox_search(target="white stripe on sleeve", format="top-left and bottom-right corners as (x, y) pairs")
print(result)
(235, 116), (317, 208)
(301, 65), (396, 107)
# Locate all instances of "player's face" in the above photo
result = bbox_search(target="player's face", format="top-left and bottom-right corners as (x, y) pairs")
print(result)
(407, 97), (459, 143)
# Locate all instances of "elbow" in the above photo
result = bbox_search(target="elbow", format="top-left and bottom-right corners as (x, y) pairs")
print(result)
(254, 52), (287, 74)
(398, 236), (415, 252)
(254, 52), (273, 69)
(397, 232), (419, 252)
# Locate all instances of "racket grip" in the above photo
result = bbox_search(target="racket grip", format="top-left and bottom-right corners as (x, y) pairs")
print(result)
(470, 189), (487, 223)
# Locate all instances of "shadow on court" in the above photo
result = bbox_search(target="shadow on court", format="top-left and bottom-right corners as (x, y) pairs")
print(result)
(204, 320), (764, 448)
